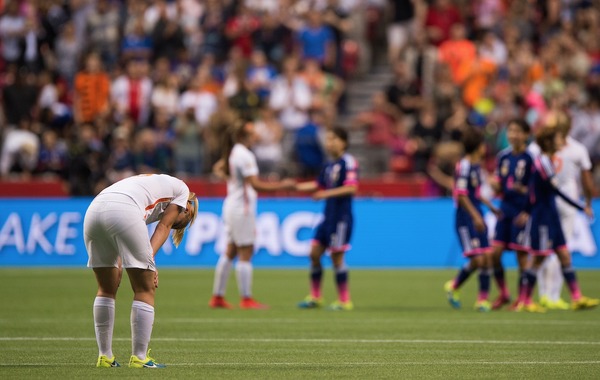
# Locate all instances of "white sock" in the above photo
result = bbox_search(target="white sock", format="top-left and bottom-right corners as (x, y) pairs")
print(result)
(236, 261), (253, 298)
(93, 296), (115, 358)
(212, 255), (232, 296)
(538, 258), (549, 298)
(547, 255), (564, 301)
(131, 300), (154, 360)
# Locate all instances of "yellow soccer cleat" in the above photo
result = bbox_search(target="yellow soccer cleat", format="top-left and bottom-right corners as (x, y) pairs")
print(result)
(474, 300), (491, 312)
(444, 280), (461, 309)
(327, 300), (354, 311)
(572, 296), (600, 311)
(539, 295), (551, 308)
(546, 298), (570, 310)
(514, 302), (546, 313)
(96, 355), (120, 368)
(297, 295), (324, 309)
(129, 349), (166, 368)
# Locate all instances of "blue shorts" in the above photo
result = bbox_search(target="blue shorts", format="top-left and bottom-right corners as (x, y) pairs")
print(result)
(493, 214), (529, 252)
(456, 211), (490, 257)
(525, 215), (566, 256)
(312, 215), (353, 252)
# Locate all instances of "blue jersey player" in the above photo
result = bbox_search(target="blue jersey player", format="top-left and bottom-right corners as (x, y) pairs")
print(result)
(296, 127), (358, 311)
(445, 127), (500, 312)
(488, 119), (534, 310)
(514, 126), (598, 312)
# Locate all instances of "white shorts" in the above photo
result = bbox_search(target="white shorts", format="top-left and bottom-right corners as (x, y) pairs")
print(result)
(223, 209), (256, 247)
(84, 194), (156, 271)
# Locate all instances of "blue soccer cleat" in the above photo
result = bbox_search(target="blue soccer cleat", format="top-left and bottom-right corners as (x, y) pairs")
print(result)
(444, 280), (461, 309)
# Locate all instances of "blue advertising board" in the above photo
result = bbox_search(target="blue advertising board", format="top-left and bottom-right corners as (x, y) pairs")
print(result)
(0, 198), (598, 268)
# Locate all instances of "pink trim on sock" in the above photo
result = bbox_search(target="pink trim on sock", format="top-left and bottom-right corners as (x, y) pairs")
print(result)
(477, 291), (488, 302)
(568, 281), (582, 301)
(311, 280), (321, 299)
(337, 283), (350, 303)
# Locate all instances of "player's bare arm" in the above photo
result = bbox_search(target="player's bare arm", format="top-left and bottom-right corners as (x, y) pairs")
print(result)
(313, 184), (357, 200)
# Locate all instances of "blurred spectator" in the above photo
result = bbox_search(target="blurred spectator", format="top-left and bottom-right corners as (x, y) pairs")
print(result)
(73, 52), (110, 124)
(296, 10), (335, 69)
(133, 128), (170, 174)
(294, 108), (326, 179)
(478, 29), (508, 67)
(151, 11), (185, 63)
(0, 117), (40, 179)
(54, 21), (81, 85)
(121, 19), (153, 61)
(246, 49), (277, 102)
(322, 0), (352, 75)
(67, 123), (107, 195)
(300, 58), (344, 114)
(385, 60), (422, 115)
(179, 68), (218, 127)
(199, 0), (228, 61)
(389, 116), (416, 174)
(0, 0), (26, 65)
(86, 0), (120, 69)
(252, 11), (291, 65)
(36, 129), (68, 178)
(225, 4), (261, 59)
(438, 23), (476, 84)
(173, 106), (204, 177)
(228, 71), (261, 122)
(2, 68), (38, 127)
(386, 0), (416, 63)
(354, 91), (400, 174)
(150, 74), (179, 119)
(111, 59), (153, 126)
(571, 94), (600, 162)
(105, 126), (135, 184)
(424, 0), (462, 47)
(253, 106), (284, 176)
(205, 95), (240, 170)
(411, 103), (442, 173)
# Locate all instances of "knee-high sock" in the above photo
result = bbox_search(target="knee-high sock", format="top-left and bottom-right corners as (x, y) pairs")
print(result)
(478, 269), (491, 301)
(493, 266), (510, 298)
(335, 264), (350, 302)
(521, 269), (538, 305)
(538, 254), (562, 300)
(93, 296), (115, 358)
(212, 255), (232, 296)
(131, 300), (154, 360)
(562, 266), (582, 301)
(452, 263), (474, 290)
(310, 265), (323, 299)
(236, 261), (253, 298)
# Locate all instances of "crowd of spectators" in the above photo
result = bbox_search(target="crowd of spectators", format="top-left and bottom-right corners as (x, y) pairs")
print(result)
(1, 0), (600, 196)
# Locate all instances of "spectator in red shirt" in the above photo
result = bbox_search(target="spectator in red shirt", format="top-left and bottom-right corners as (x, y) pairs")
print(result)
(424, 0), (462, 46)
(225, 5), (261, 59)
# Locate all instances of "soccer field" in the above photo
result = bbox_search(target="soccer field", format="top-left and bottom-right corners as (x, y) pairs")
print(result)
(1, 269), (599, 379)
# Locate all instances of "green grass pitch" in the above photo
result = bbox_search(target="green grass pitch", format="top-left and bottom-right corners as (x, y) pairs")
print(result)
(1, 268), (599, 379)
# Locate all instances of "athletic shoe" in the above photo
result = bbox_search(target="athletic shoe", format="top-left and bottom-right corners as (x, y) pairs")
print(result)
(572, 296), (600, 311)
(297, 295), (324, 309)
(129, 349), (165, 368)
(327, 300), (354, 311)
(240, 297), (269, 309)
(514, 302), (546, 313)
(491, 295), (511, 310)
(539, 295), (551, 308)
(546, 298), (570, 310)
(209, 295), (233, 309)
(507, 299), (522, 311)
(444, 280), (461, 309)
(474, 300), (491, 312)
(96, 355), (120, 368)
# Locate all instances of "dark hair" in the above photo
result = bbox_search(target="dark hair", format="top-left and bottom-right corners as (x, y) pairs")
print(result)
(508, 118), (531, 134)
(461, 127), (484, 154)
(329, 126), (349, 149)
(535, 126), (558, 154)
(221, 118), (248, 176)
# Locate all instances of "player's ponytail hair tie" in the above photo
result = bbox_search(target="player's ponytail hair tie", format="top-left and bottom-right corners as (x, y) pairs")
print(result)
(172, 192), (198, 247)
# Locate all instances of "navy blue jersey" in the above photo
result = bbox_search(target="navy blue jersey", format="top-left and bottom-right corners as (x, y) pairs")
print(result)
(494, 148), (534, 218)
(453, 158), (483, 214)
(317, 153), (358, 221)
(530, 154), (560, 215)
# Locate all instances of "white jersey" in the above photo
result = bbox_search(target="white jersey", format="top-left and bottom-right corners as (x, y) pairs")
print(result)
(224, 144), (259, 214)
(99, 174), (190, 224)
(553, 136), (592, 214)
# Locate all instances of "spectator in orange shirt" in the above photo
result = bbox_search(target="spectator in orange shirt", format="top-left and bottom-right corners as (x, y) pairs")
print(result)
(73, 52), (110, 124)
(438, 23), (476, 84)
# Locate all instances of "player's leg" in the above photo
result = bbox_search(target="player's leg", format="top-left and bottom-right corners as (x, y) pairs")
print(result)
(516, 255), (546, 312)
(126, 268), (164, 368)
(92, 267), (120, 366)
(490, 244), (510, 309)
(236, 245), (267, 309)
(555, 247), (599, 309)
(298, 243), (327, 308)
(210, 242), (236, 309)
(329, 250), (353, 311)
(473, 253), (492, 312)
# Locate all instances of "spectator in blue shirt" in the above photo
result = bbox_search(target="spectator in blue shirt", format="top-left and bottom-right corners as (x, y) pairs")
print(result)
(296, 10), (335, 69)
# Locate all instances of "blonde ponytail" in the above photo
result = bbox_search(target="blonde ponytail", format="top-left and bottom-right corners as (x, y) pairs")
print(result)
(172, 192), (198, 247)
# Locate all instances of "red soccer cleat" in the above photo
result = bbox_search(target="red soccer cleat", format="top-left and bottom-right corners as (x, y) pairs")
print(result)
(491, 295), (511, 310)
(209, 295), (233, 309)
(239, 297), (269, 310)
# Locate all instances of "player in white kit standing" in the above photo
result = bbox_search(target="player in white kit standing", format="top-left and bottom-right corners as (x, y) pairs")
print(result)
(209, 120), (295, 309)
(538, 112), (596, 310)
(84, 174), (198, 368)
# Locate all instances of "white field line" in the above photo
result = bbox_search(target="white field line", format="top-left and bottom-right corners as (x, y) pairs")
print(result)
(1, 317), (599, 327)
(1, 361), (600, 367)
(0, 337), (599, 345)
